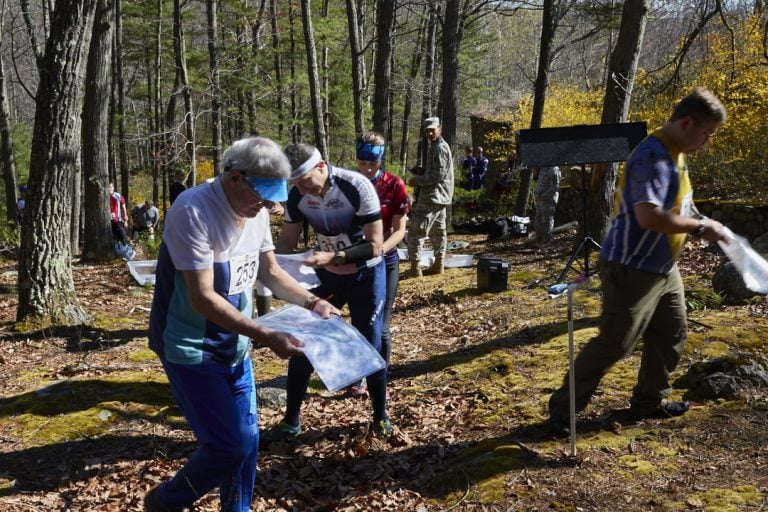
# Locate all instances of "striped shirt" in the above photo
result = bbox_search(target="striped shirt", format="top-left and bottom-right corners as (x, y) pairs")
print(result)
(600, 129), (694, 274)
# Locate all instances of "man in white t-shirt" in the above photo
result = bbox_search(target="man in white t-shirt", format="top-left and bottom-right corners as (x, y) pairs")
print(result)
(145, 137), (339, 512)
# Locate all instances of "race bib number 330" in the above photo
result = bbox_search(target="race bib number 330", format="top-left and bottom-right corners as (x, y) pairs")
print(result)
(229, 252), (259, 295)
(316, 233), (352, 253)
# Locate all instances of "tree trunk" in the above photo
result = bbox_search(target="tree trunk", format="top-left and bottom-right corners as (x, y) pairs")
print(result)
(82, 0), (115, 262)
(289, 1), (299, 143)
(299, 0), (327, 156)
(588, 0), (650, 239)
(114, 0), (129, 206)
(168, 0), (195, 185)
(345, 0), (364, 136)
(419, 5), (438, 167)
(399, 6), (427, 173)
(152, 0), (162, 200)
(321, 0), (330, 155)
(207, 0), (222, 176)
(270, 0), (285, 139)
(17, 0), (97, 325)
(515, 0), (557, 218)
(0, 5), (19, 222)
(372, 0), (394, 139)
(438, 0), (460, 148)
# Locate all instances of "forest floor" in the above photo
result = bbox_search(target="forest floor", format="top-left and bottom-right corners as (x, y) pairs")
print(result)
(0, 228), (767, 511)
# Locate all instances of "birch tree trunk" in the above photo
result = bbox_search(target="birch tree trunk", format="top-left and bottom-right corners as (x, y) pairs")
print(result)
(82, 0), (115, 262)
(17, 0), (97, 325)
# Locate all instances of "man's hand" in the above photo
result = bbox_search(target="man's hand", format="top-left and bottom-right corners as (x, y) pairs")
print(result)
(304, 250), (336, 267)
(700, 218), (725, 242)
(310, 299), (341, 318)
(262, 331), (304, 359)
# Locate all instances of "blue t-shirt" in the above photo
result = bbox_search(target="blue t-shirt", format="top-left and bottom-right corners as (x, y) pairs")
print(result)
(149, 176), (274, 365)
(600, 129), (694, 274)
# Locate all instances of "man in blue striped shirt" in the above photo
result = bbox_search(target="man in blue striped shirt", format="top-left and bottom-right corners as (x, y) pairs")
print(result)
(548, 88), (727, 438)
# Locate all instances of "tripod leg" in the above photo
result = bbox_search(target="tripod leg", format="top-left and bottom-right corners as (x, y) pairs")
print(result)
(556, 237), (587, 284)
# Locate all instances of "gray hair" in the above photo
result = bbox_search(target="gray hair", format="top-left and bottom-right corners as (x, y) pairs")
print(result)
(222, 137), (291, 179)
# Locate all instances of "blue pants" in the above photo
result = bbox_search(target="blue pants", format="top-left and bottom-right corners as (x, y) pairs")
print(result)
(285, 260), (387, 424)
(157, 357), (259, 512)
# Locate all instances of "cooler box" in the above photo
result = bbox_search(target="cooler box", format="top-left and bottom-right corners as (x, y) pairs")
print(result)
(477, 256), (509, 292)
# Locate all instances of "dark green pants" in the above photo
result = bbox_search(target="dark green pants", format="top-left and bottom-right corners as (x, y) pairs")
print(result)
(548, 259), (688, 418)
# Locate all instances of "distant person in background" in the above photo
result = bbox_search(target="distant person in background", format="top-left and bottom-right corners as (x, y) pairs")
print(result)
(533, 166), (561, 243)
(406, 116), (454, 277)
(108, 182), (130, 246)
(460, 145), (474, 190)
(131, 200), (160, 241)
(16, 184), (27, 224)
(348, 130), (409, 397)
(547, 87), (727, 438)
(491, 150), (519, 199)
(469, 146), (489, 190)
(170, 168), (187, 205)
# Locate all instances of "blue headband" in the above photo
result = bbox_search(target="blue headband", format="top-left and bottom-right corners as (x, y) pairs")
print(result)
(356, 142), (385, 162)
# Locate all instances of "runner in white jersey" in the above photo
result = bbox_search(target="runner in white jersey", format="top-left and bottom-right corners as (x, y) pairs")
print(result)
(263, 142), (395, 442)
(146, 137), (339, 512)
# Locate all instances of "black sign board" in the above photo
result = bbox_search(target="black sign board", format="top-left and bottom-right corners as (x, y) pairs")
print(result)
(516, 122), (648, 167)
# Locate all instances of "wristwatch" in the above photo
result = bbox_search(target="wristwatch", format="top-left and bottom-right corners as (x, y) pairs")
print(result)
(691, 219), (706, 237)
(330, 251), (346, 266)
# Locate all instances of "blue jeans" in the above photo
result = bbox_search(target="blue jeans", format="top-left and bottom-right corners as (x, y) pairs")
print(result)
(157, 357), (259, 512)
(285, 260), (387, 424)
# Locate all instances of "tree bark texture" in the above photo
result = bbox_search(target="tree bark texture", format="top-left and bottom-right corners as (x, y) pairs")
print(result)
(206, 0), (222, 176)
(515, 0), (556, 218)
(372, 0), (394, 139)
(0, 6), (19, 222)
(82, 0), (116, 262)
(270, 0), (285, 139)
(345, 0), (365, 137)
(17, 0), (97, 325)
(419, 6), (438, 167)
(589, 0), (650, 239)
(114, 0), (130, 203)
(300, 0), (328, 157)
(438, 0), (461, 149)
(398, 7), (427, 173)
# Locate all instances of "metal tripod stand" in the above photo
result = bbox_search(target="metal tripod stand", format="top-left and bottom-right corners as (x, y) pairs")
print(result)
(555, 164), (601, 284)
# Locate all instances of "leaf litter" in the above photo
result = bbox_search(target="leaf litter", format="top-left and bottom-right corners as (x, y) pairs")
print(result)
(0, 231), (766, 511)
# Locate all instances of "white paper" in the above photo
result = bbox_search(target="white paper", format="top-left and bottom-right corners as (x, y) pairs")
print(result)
(275, 251), (321, 289)
(718, 227), (768, 294)
(256, 304), (386, 392)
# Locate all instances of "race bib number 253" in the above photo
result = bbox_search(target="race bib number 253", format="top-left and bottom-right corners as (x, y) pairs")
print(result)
(228, 252), (259, 295)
